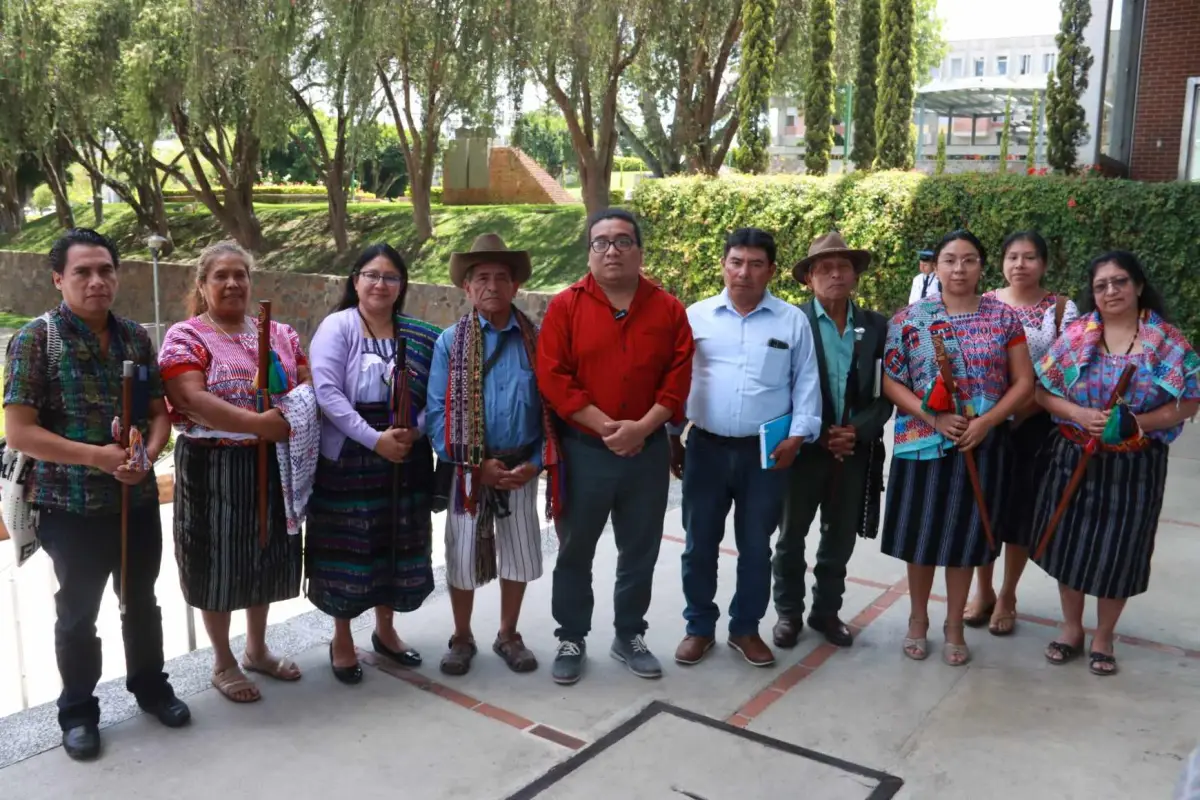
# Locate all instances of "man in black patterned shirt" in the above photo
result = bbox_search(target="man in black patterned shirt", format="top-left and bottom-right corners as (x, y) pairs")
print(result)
(3, 229), (189, 761)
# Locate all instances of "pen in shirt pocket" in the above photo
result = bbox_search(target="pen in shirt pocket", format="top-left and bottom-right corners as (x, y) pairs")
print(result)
(766, 338), (789, 350)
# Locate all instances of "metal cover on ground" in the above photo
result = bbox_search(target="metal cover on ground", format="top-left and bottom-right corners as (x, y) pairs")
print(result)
(507, 702), (903, 800)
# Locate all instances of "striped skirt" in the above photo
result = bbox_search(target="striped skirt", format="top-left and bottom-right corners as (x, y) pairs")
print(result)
(304, 403), (435, 619)
(1003, 411), (1056, 547)
(1031, 432), (1169, 599)
(174, 437), (302, 612)
(880, 426), (1014, 567)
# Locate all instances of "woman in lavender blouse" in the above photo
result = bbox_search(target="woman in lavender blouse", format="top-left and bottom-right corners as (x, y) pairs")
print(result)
(304, 244), (442, 684)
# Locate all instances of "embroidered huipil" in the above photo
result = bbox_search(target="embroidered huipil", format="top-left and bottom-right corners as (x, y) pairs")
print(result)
(1036, 311), (1200, 445)
(885, 294), (1026, 460)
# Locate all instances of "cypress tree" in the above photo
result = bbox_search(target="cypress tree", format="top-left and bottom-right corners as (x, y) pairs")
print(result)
(1045, 0), (1093, 173)
(850, 0), (881, 169)
(732, 0), (778, 174)
(804, 0), (836, 175)
(1028, 90), (1041, 170)
(873, 0), (915, 170)
(998, 95), (1012, 173)
(935, 129), (946, 175)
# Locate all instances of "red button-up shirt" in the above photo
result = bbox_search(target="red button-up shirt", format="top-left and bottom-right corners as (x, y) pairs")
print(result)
(537, 273), (694, 437)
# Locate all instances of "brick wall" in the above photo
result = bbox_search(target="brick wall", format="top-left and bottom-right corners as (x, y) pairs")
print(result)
(1130, 0), (1200, 181)
(443, 147), (577, 205)
(0, 250), (555, 346)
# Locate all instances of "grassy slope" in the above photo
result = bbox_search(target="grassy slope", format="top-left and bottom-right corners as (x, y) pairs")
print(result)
(0, 203), (589, 291)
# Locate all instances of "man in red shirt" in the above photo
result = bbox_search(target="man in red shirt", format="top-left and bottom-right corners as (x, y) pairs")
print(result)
(536, 208), (694, 685)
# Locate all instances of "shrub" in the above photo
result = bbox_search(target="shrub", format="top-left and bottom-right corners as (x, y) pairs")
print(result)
(632, 171), (1200, 341)
(613, 156), (647, 172)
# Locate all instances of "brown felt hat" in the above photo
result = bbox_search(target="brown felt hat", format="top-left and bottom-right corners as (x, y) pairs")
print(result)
(449, 233), (532, 288)
(792, 231), (873, 281)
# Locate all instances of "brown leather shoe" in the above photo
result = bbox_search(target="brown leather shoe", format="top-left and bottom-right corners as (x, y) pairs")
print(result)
(772, 617), (803, 649)
(808, 614), (854, 648)
(674, 635), (715, 666)
(727, 634), (776, 667)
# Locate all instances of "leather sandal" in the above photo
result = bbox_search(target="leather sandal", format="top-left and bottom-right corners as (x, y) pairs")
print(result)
(963, 599), (995, 628)
(493, 633), (538, 673)
(903, 617), (929, 661)
(211, 666), (261, 703)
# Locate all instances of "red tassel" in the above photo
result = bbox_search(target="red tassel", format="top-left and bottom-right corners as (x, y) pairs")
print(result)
(926, 375), (954, 413)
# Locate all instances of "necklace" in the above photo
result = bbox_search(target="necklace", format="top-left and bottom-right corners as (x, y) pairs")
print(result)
(1102, 326), (1138, 356)
(204, 312), (251, 343)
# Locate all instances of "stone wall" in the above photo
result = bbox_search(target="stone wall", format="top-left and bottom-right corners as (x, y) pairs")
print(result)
(0, 250), (555, 345)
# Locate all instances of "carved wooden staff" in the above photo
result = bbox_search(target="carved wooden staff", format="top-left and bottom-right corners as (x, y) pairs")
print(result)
(256, 301), (272, 549)
(1033, 362), (1137, 561)
(119, 360), (134, 616)
(390, 338), (411, 578)
(932, 334), (995, 551)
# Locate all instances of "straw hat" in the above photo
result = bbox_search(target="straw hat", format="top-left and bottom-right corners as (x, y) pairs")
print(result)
(792, 231), (873, 281)
(448, 233), (532, 288)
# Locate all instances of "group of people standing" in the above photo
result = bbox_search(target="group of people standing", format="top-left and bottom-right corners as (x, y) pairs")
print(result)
(4, 210), (1196, 763)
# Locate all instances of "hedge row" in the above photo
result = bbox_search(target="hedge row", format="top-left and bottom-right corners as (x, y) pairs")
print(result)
(631, 172), (1200, 342)
(162, 186), (379, 201)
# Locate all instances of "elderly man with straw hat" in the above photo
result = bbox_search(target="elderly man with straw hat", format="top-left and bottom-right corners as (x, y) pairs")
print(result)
(426, 233), (564, 677)
(771, 231), (893, 650)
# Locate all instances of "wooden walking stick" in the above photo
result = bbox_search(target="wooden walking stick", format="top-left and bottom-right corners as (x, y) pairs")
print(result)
(390, 338), (411, 575)
(256, 301), (272, 549)
(1034, 363), (1137, 561)
(932, 334), (995, 551)
(119, 360), (134, 615)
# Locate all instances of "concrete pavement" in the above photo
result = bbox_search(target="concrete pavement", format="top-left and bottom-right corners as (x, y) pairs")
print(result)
(1, 425), (1198, 798)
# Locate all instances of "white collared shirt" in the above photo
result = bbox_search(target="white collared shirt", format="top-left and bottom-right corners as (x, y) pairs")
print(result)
(676, 289), (822, 440)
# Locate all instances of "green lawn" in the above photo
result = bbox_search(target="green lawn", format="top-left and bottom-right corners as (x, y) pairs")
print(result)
(1, 202), (590, 291)
(0, 312), (31, 328)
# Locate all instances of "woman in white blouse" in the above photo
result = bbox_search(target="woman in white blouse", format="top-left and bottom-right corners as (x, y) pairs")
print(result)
(963, 231), (1078, 636)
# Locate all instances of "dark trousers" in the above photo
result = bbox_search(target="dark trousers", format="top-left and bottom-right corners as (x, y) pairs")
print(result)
(772, 445), (867, 620)
(681, 430), (787, 638)
(37, 504), (172, 730)
(552, 429), (669, 642)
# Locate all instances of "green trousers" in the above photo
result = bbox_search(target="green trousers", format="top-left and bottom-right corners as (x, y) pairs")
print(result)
(771, 444), (869, 620)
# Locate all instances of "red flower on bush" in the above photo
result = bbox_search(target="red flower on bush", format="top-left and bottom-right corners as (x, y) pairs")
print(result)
(1068, 198), (1078, 209)
(1027, 167), (1036, 175)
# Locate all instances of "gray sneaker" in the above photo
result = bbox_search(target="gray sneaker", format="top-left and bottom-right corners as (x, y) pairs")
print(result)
(552, 639), (586, 685)
(610, 634), (663, 679)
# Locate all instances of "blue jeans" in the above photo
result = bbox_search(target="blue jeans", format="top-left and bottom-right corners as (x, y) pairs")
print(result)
(681, 429), (787, 638)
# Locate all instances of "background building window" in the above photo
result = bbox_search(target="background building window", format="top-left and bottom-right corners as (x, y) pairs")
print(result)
(1020, 54), (1033, 75)
(996, 56), (1008, 76)
(974, 58), (985, 77)
(1181, 78), (1200, 181)
(1043, 53), (1056, 73)
(950, 57), (964, 78)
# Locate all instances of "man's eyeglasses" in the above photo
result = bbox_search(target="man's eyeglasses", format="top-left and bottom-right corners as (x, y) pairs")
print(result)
(590, 236), (637, 254)
(358, 271), (404, 287)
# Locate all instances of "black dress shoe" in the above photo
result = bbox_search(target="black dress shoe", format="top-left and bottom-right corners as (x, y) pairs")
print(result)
(372, 632), (421, 667)
(62, 724), (101, 761)
(808, 614), (854, 648)
(330, 642), (363, 685)
(140, 695), (192, 728)
(772, 617), (804, 649)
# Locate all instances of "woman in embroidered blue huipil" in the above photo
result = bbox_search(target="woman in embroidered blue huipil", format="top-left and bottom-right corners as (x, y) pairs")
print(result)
(881, 230), (1035, 668)
(1032, 252), (1199, 677)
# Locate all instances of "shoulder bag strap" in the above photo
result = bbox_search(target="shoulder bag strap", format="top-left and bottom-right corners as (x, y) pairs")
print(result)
(1053, 295), (1067, 334)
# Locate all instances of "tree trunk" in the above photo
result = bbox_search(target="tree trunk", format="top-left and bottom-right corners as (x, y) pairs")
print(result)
(0, 166), (23, 234)
(580, 155), (613, 215)
(409, 175), (434, 244)
(326, 164), (349, 253)
(91, 173), (104, 226)
(40, 153), (75, 230)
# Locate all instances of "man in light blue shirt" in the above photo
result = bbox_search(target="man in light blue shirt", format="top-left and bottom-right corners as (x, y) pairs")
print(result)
(426, 233), (556, 678)
(669, 228), (822, 668)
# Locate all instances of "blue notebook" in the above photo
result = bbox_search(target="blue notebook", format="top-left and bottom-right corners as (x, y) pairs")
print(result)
(759, 414), (793, 469)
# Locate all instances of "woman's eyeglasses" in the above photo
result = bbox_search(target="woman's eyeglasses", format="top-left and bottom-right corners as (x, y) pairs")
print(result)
(1092, 276), (1132, 294)
(358, 271), (404, 287)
